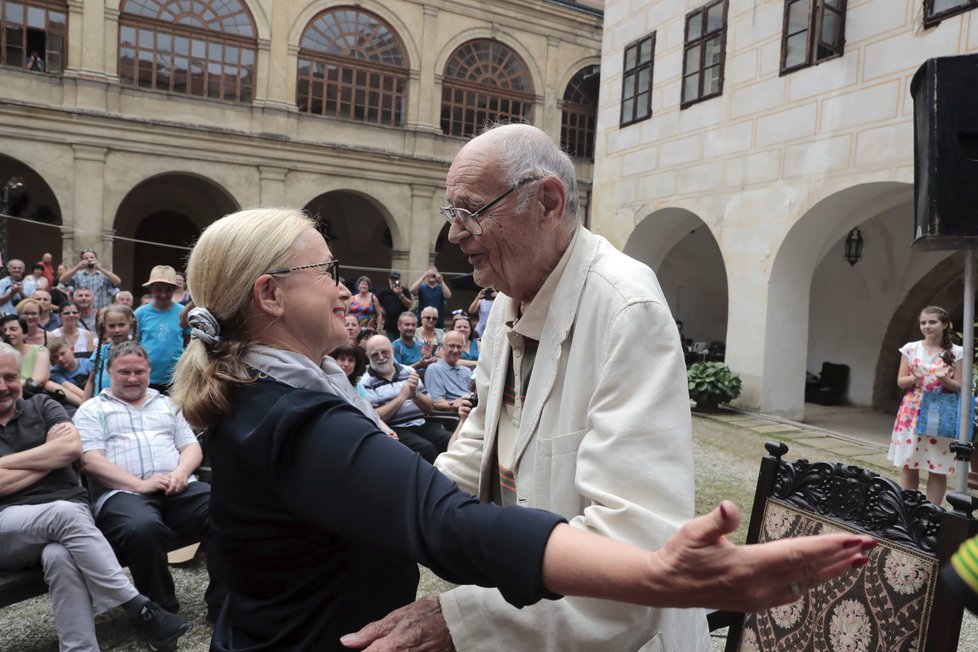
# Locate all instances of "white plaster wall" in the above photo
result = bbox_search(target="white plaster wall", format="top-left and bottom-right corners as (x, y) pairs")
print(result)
(595, 0), (978, 416)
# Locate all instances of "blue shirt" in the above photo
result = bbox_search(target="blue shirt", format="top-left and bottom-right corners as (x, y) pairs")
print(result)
(50, 357), (92, 388)
(416, 284), (446, 327)
(392, 338), (422, 366)
(424, 359), (472, 402)
(135, 302), (189, 385)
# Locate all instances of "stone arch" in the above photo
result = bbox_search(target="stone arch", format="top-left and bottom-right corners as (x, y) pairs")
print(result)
(113, 172), (240, 291)
(757, 181), (926, 419)
(873, 251), (961, 413)
(625, 208), (727, 345)
(302, 189), (397, 292)
(0, 154), (64, 270)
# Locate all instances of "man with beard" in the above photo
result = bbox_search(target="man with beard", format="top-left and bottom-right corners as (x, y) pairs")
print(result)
(360, 334), (452, 463)
(73, 341), (224, 623)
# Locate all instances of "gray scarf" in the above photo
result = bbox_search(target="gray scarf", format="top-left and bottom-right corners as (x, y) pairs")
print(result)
(243, 344), (384, 431)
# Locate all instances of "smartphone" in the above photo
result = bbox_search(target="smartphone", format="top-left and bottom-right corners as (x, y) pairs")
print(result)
(393, 279), (401, 289)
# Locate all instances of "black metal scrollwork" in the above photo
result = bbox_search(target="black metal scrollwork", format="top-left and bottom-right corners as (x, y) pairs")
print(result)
(771, 458), (943, 553)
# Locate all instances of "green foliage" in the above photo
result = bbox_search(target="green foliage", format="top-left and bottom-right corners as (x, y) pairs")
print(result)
(687, 361), (742, 408)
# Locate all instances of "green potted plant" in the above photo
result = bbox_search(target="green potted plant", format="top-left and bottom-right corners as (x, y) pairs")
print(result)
(687, 361), (742, 412)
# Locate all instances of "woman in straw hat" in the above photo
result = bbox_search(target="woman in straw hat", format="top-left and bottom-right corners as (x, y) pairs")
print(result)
(170, 208), (873, 651)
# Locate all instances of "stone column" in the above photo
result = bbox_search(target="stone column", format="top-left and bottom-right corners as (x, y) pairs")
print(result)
(259, 166), (288, 207)
(408, 184), (439, 277)
(541, 36), (561, 137)
(409, 5), (441, 132)
(69, 145), (108, 263)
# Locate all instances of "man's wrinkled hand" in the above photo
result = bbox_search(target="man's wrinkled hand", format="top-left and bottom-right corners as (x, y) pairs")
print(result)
(339, 594), (453, 652)
(138, 474), (170, 494)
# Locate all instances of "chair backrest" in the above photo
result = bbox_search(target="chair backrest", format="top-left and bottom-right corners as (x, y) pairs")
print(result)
(722, 441), (978, 652)
(818, 362), (850, 390)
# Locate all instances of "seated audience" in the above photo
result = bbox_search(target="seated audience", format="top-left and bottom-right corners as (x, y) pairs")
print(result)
(0, 259), (33, 315)
(452, 313), (479, 369)
(331, 341), (367, 391)
(51, 303), (96, 356)
(85, 304), (137, 399)
(74, 342), (225, 622)
(344, 314), (361, 343)
(359, 335), (452, 463)
(355, 327), (377, 351)
(1, 314), (50, 389)
(0, 343), (190, 651)
(113, 290), (134, 307)
(392, 312), (437, 373)
(74, 288), (97, 332)
(424, 330), (473, 411)
(48, 337), (92, 405)
(16, 299), (49, 346)
(417, 306), (444, 354)
(32, 287), (61, 331)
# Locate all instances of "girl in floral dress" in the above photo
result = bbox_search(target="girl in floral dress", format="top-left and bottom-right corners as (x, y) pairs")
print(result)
(887, 306), (963, 505)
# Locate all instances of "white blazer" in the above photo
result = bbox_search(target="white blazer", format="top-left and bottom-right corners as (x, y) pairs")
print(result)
(436, 228), (710, 651)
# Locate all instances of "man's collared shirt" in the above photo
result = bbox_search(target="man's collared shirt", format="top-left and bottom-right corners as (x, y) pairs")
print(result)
(424, 359), (472, 403)
(492, 227), (579, 506)
(0, 395), (81, 510)
(0, 276), (35, 315)
(73, 388), (198, 514)
(66, 269), (117, 310)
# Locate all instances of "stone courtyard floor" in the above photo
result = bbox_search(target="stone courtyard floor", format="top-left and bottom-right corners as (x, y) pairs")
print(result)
(2, 407), (975, 650)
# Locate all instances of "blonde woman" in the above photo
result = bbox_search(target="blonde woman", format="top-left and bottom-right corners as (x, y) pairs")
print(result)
(418, 306), (444, 356)
(15, 298), (48, 346)
(169, 208), (872, 651)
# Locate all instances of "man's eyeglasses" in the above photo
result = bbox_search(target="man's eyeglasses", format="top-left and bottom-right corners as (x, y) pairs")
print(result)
(440, 176), (542, 236)
(264, 260), (341, 285)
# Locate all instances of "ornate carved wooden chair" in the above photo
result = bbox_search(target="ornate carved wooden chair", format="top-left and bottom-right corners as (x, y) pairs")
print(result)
(710, 441), (978, 652)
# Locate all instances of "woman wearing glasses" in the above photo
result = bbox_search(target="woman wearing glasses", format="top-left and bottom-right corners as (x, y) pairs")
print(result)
(170, 208), (873, 652)
(418, 305), (444, 357)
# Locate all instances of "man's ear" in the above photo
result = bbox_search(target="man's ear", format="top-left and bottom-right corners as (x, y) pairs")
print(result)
(252, 275), (285, 318)
(538, 176), (567, 224)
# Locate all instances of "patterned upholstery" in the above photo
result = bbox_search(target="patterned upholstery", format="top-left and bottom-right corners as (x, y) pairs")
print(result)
(713, 441), (978, 652)
(738, 500), (939, 651)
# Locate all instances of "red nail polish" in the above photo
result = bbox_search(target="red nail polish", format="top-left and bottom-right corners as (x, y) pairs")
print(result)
(842, 538), (861, 548)
(719, 503), (728, 519)
(851, 556), (870, 569)
(860, 540), (878, 552)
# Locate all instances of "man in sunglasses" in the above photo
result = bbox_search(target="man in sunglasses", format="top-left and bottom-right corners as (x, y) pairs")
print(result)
(344, 125), (709, 651)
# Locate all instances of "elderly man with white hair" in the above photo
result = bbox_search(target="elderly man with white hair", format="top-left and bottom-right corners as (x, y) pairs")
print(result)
(344, 123), (712, 651)
(359, 334), (452, 463)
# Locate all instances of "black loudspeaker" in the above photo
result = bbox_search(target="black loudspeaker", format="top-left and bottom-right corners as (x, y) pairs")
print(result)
(911, 54), (978, 251)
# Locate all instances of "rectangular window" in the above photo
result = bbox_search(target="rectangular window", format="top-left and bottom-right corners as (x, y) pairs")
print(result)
(925, 0), (978, 25)
(780, 0), (846, 75)
(1, 1), (67, 73)
(620, 32), (655, 127)
(682, 0), (727, 108)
